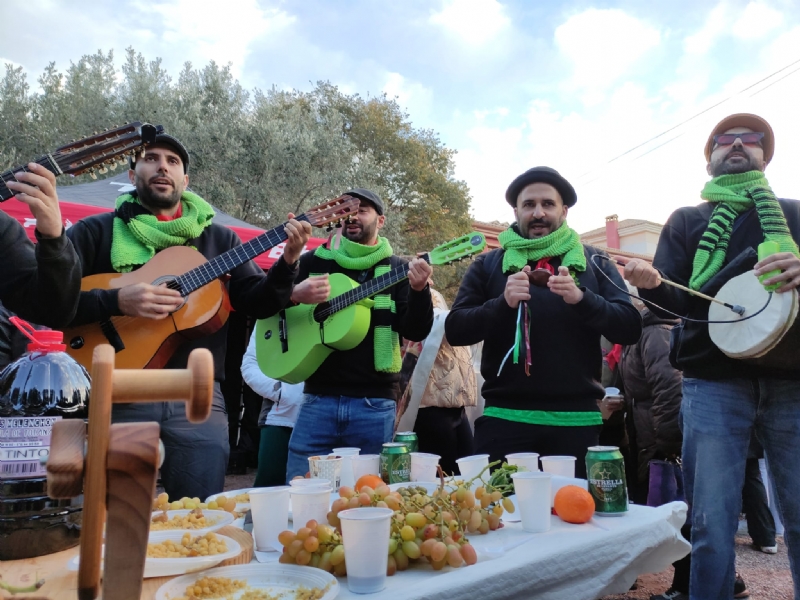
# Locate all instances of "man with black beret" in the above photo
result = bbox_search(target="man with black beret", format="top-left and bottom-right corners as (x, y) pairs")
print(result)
(284, 187), (434, 480)
(445, 167), (641, 477)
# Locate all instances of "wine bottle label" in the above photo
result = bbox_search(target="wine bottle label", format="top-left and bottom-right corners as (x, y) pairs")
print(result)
(0, 416), (61, 479)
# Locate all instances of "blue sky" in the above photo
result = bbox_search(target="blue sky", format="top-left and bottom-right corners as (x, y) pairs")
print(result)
(2, 0), (800, 233)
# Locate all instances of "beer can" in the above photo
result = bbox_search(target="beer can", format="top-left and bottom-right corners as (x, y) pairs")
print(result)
(380, 442), (411, 484)
(586, 446), (628, 516)
(393, 431), (419, 454)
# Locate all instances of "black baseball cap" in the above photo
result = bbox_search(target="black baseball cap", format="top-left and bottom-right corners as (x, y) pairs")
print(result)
(505, 166), (577, 208)
(344, 188), (385, 215)
(131, 132), (190, 173)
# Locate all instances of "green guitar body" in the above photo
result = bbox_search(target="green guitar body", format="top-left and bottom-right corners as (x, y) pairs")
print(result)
(255, 273), (372, 383)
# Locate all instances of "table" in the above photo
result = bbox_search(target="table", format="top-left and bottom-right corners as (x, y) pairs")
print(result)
(1, 502), (689, 600)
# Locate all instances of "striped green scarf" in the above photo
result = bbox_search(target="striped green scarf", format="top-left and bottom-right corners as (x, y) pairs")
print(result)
(498, 222), (586, 280)
(314, 236), (401, 372)
(111, 192), (215, 273)
(690, 171), (800, 290)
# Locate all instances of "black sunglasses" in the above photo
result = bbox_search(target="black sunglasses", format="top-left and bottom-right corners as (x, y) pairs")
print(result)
(713, 132), (764, 146)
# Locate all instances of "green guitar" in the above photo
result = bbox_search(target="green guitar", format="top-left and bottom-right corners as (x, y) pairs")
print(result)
(254, 232), (487, 383)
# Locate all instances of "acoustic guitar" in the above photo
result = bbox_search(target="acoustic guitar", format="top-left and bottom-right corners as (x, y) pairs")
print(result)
(64, 196), (360, 370)
(254, 231), (487, 383)
(1, 121), (160, 201)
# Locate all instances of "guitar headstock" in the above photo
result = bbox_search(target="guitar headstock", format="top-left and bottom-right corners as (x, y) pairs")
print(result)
(303, 195), (361, 228)
(428, 232), (487, 266)
(52, 122), (161, 178)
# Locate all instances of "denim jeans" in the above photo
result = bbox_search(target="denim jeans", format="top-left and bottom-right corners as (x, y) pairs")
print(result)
(285, 394), (396, 481)
(682, 377), (800, 600)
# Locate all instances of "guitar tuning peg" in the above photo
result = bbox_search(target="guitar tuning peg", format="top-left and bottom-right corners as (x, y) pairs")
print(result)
(109, 162), (117, 171)
(89, 170), (97, 180)
(98, 166), (108, 174)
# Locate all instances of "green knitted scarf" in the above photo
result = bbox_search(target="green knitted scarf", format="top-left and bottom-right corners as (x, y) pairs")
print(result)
(498, 222), (586, 278)
(690, 171), (800, 290)
(314, 236), (401, 373)
(111, 192), (215, 273)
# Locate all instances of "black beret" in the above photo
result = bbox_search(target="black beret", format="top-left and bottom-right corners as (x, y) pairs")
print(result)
(505, 166), (577, 208)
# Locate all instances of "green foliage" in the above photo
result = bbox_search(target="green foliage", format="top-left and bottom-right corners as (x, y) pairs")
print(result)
(0, 48), (472, 271)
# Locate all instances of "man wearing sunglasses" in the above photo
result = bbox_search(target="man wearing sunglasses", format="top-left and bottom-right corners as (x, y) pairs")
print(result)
(622, 113), (800, 600)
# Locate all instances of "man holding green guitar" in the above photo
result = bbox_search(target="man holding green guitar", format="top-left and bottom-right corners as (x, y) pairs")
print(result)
(284, 188), (434, 480)
(65, 133), (312, 500)
(445, 167), (642, 478)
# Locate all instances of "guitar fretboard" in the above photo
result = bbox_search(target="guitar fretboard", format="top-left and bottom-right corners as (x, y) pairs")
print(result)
(170, 215), (312, 295)
(315, 254), (430, 321)
(0, 156), (62, 202)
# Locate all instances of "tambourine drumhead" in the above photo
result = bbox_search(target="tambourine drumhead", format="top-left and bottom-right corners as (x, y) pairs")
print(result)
(708, 270), (798, 359)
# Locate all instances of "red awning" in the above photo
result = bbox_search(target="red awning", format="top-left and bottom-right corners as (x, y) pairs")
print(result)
(0, 199), (326, 270)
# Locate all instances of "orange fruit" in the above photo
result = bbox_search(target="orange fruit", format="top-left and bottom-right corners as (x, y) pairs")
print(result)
(355, 474), (384, 492)
(553, 485), (595, 524)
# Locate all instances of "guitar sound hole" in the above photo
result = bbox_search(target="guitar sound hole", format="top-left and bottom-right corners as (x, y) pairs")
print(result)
(312, 302), (331, 324)
(152, 275), (187, 311)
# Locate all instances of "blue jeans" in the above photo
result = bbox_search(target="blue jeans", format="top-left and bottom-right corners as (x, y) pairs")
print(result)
(285, 395), (396, 481)
(682, 377), (800, 600)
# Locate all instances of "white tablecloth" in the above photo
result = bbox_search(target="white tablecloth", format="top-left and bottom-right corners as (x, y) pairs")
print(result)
(333, 502), (690, 600)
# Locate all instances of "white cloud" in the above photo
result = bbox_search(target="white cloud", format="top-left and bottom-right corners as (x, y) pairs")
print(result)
(554, 9), (661, 100)
(383, 72), (434, 122)
(732, 1), (783, 39)
(429, 0), (510, 45)
(684, 2), (733, 56)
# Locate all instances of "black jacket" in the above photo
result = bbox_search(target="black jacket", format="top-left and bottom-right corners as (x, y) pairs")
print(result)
(445, 243), (642, 416)
(639, 198), (800, 379)
(297, 248), (434, 401)
(0, 212), (80, 329)
(620, 308), (682, 484)
(67, 212), (297, 379)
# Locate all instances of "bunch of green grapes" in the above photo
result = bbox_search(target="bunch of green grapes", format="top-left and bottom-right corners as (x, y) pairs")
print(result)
(277, 519), (347, 576)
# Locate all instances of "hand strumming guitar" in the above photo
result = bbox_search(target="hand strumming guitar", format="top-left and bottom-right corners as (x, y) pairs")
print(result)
(291, 275), (331, 305)
(4, 163), (64, 238)
(118, 282), (184, 320)
(283, 213), (312, 265)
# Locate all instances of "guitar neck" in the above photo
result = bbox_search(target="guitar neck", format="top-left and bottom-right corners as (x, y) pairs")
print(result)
(0, 155), (63, 202)
(317, 254), (430, 320)
(175, 214), (311, 295)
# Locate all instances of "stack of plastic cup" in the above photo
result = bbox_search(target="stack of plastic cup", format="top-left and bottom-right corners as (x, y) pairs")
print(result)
(290, 478), (332, 489)
(290, 485), (332, 531)
(410, 452), (440, 482)
(540, 456), (576, 477)
(505, 452), (540, 472)
(309, 455), (343, 490)
(338, 507), (393, 594)
(350, 454), (381, 482)
(456, 454), (490, 483)
(249, 486), (290, 551)
(511, 472), (552, 533)
(332, 447), (361, 489)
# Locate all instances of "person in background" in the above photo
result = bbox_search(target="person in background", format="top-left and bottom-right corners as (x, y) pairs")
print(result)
(742, 437), (777, 555)
(396, 285), (477, 475)
(240, 332), (305, 487)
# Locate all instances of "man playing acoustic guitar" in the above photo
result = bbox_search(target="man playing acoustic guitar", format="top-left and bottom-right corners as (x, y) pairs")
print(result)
(284, 188), (433, 480)
(66, 133), (311, 500)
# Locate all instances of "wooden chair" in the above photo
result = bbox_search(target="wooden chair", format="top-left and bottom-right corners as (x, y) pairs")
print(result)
(47, 344), (213, 600)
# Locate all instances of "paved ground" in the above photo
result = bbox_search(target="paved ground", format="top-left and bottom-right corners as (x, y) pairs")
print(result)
(224, 471), (794, 599)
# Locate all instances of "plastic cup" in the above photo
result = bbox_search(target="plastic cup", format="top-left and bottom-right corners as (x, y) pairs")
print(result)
(350, 454), (381, 482)
(290, 478), (332, 489)
(456, 454), (490, 483)
(332, 448), (361, 489)
(338, 507), (393, 594)
(410, 452), (440, 482)
(550, 476), (589, 507)
(540, 456), (577, 478)
(290, 486), (332, 531)
(511, 472), (552, 533)
(309, 455), (342, 490)
(505, 452), (540, 472)
(249, 486), (290, 552)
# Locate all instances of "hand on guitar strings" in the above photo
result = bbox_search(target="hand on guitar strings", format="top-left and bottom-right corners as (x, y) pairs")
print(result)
(291, 274), (331, 304)
(408, 258), (433, 292)
(4, 163), (64, 238)
(755, 252), (800, 292)
(283, 213), (312, 265)
(547, 266), (584, 304)
(118, 282), (184, 320)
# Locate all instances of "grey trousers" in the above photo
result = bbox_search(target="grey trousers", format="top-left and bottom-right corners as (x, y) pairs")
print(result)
(111, 382), (229, 501)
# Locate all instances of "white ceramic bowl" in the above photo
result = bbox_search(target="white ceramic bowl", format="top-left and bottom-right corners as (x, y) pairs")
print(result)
(205, 488), (254, 512)
(149, 509), (234, 537)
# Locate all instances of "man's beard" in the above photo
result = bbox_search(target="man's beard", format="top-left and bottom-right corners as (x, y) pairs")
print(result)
(711, 148), (758, 177)
(344, 221), (377, 244)
(135, 177), (182, 210)
(521, 217), (560, 239)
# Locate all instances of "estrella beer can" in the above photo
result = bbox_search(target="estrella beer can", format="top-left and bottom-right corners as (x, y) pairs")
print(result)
(586, 446), (628, 516)
(393, 431), (419, 453)
(380, 442), (411, 484)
